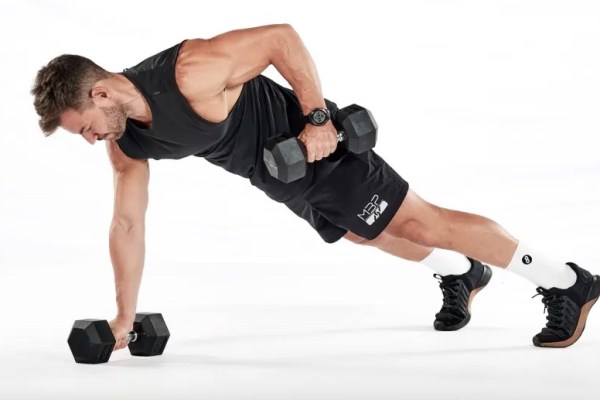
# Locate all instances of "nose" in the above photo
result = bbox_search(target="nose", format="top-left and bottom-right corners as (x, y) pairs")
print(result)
(82, 131), (97, 145)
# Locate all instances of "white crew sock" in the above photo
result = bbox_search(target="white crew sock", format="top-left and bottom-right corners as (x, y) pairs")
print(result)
(420, 249), (472, 276)
(506, 241), (577, 289)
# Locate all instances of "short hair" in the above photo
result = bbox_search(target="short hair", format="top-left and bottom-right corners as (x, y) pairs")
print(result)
(31, 55), (111, 135)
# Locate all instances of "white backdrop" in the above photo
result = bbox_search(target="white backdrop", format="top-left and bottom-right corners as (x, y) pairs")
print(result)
(1, 1), (600, 399)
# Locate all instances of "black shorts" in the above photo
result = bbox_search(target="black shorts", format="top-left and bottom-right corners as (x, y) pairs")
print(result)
(283, 150), (409, 243)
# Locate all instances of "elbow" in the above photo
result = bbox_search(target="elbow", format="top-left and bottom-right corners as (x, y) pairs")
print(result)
(277, 23), (295, 33)
(277, 23), (297, 43)
(271, 24), (298, 63)
(111, 217), (143, 233)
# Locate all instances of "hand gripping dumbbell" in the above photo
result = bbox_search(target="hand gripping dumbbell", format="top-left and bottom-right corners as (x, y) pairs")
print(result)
(263, 104), (378, 183)
(67, 312), (170, 364)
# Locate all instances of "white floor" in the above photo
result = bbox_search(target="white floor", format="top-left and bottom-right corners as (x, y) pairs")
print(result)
(1, 273), (600, 400)
(2, 164), (600, 400)
(3, 1), (600, 399)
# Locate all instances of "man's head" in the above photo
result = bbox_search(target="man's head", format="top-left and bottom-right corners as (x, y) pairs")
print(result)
(32, 55), (129, 144)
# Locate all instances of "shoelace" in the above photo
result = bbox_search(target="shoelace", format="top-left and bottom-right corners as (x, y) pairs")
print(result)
(532, 287), (573, 335)
(434, 274), (468, 315)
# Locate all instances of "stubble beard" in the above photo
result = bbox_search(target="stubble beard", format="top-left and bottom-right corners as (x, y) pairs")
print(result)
(100, 104), (129, 140)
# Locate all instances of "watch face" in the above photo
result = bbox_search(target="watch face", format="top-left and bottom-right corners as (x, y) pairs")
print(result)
(312, 109), (328, 125)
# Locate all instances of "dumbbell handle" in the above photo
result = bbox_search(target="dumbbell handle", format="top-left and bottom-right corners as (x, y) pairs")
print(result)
(297, 131), (346, 149)
(299, 131), (345, 150)
(122, 331), (138, 343)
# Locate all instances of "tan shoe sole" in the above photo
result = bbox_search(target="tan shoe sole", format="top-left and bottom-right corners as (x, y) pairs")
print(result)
(537, 297), (599, 348)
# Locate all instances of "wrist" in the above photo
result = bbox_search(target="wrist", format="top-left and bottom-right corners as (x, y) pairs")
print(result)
(116, 312), (136, 324)
(301, 103), (326, 116)
(304, 107), (331, 126)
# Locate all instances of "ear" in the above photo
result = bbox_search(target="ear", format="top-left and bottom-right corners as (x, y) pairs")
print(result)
(90, 85), (112, 107)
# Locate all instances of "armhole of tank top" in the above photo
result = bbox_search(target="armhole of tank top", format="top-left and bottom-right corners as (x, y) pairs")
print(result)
(115, 137), (134, 159)
(169, 40), (187, 86)
(169, 40), (245, 127)
(168, 40), (203, 123)
(116, 128), (147, 160)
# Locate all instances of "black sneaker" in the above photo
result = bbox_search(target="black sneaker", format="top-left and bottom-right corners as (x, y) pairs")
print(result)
(433, 258), (493, 331)
(532, 262), (600, 348)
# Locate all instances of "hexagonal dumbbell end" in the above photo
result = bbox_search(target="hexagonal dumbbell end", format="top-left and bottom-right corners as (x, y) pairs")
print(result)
(263, 133), (307, 183)
(128, 313), (170, 357)
(67, 319), (116, 364)
(336, 104), (378, 154)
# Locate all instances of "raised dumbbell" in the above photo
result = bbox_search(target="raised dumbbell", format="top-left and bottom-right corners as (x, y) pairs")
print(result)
(67, 312), (170, 364)
(263, 104), (378, 183)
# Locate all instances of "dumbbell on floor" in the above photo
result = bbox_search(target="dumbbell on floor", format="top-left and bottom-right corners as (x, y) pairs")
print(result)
(67, 312), (170, 364)
(263, 104), (378, 183)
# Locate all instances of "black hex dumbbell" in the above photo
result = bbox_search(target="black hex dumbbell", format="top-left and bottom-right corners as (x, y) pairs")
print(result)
(263, 104), (378, 183)
(67, 312), (170, 364)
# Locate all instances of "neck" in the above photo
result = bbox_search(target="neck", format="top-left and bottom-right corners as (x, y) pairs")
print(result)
(112, 73), (152, 125)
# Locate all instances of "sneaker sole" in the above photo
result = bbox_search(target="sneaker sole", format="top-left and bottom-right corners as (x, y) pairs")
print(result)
(534, 276), (600, 348)
(468, 264), (493, 313)
(435, 264), (493, 331)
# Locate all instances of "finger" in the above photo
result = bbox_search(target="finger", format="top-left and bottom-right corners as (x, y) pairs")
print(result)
(115, 337), (129, 350)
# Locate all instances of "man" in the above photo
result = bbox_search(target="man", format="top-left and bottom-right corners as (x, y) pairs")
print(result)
(32, 24), (599, 351)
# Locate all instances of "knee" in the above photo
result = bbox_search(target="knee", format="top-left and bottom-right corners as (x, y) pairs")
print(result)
(395, 219), (437, 247)
(388, 208), (451, 248)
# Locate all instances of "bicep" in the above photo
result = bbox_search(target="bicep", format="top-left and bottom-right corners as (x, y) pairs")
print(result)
(106, 142), (149, 226)
(113, 167), (149, 228)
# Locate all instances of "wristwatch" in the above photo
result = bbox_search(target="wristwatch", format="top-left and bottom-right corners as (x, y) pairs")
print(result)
(304, 108), (331, 126)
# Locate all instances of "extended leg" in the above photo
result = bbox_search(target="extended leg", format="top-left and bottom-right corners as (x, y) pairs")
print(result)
(376, 188), (599, 347)
(382, 189), (518, 267)
(345, 230), (492, 331)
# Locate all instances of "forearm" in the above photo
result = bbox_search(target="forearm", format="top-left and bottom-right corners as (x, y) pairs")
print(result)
(109, 222), (145, 322)
(271, 26), (326, 114)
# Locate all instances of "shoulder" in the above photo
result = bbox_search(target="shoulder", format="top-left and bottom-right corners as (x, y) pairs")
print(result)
(174, 39), (233, 101)
(174, 39), (213, 80)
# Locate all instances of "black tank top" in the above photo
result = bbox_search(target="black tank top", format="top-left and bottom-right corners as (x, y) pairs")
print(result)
(116, 41), (337, 202)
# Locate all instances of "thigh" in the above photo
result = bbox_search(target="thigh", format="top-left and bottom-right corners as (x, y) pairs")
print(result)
(284, 196), (348, 243)
(302, 150), (410, 240)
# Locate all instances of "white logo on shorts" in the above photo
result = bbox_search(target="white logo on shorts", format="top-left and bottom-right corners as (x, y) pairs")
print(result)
(358, 194), (388, 226)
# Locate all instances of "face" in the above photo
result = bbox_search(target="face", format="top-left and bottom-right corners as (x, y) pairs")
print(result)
(60, 103), (128, 145)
